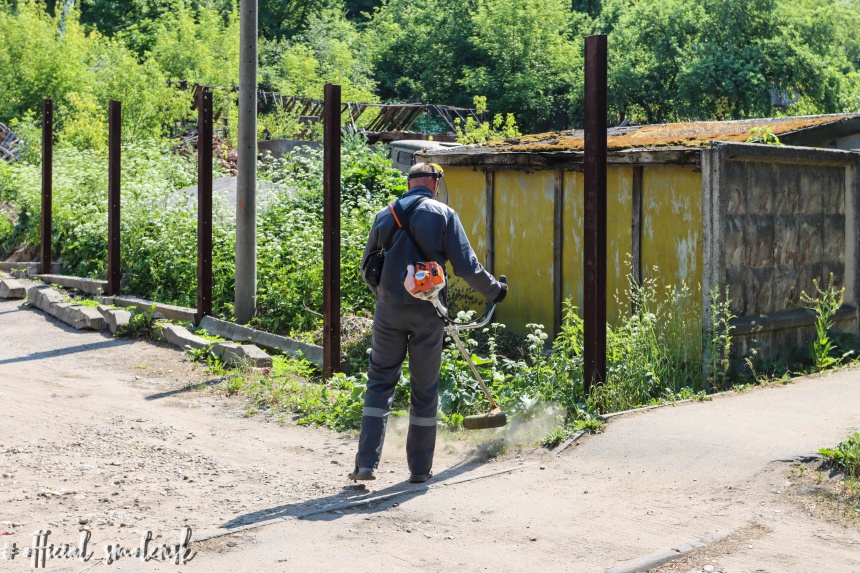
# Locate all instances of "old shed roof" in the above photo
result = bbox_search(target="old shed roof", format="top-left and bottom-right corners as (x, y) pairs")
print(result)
(482, 113), (860, 153)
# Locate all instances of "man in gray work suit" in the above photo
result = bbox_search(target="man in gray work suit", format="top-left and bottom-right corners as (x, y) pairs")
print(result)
(349, 162), (507, 484)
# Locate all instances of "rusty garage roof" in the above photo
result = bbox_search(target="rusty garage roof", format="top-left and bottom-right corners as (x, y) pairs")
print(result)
(483, 113), (860, 153)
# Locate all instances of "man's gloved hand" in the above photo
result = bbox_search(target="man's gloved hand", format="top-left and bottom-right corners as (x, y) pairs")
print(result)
(494, 282), (508, 304)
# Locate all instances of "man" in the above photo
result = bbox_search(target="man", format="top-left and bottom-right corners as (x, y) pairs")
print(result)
(350, 162), (507, 484)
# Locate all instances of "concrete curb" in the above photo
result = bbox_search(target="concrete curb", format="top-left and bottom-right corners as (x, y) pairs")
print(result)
(604, 530), (733, 573)
(598, 400), (692, 422)
(0, 278), (27, 299)
(154, 323), (210, 351)
(0, 261), (61, 277)
(212, 341), (273, 368)
(97, 306), (131, 334)
(108, 295), (197, 324)
(152, 323), (273, 367)
(37, 274), (108, 296)
(553, 430), (586, 456)
(26, 285), (108, 331)
(199, 315), (323, 366)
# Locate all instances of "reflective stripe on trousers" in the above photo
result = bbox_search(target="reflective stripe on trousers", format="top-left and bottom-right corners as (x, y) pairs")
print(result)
(355, 302), (443, 475)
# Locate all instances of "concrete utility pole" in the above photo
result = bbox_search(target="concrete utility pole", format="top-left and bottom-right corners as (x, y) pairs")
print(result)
(235, 0), (258, 324)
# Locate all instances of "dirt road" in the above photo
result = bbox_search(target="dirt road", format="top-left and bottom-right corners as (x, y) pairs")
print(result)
(1, 295), (859, 572)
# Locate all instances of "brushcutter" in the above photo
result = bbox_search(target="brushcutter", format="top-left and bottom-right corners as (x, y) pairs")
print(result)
(404, 263), (508, 430)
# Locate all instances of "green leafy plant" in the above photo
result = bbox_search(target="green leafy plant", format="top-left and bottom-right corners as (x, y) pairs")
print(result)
(707, 285), (736, 389)
(116, 304), (157, 338)
(820, 433), (860, 479)
(801, 273), (851, 371)
(455, 96), (521, 144)
(185, 344), (217, 363)
(746, 126), (784, 146)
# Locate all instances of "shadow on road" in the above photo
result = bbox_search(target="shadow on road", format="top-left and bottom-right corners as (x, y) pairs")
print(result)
(0, 338), (133, 365)
(145, 378), (224, 400)
(220, 456), (487, 529)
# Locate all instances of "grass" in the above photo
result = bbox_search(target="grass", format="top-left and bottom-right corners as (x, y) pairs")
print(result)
(820, 432), (860, 480)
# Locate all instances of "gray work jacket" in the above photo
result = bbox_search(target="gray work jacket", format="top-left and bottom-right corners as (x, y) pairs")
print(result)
(362, 186), (502, 305)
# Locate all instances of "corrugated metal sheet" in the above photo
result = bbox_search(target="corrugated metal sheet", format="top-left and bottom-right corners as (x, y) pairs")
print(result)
(440, 164), (702, 334)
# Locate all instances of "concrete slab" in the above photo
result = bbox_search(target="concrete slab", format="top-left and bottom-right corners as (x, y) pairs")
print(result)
(27, 284), (66, 313)
(199, 315), (323, 366)
(26, 285), (107, 330)
(0, 278), (26, 299)
(220, 343), (272, 368)
(158, 323), (210, 351)
(113, 296), (197, 324)
(0, 261), (62, 277)
(51, 303), (108, 331)
(97, 306), (131, 334)
(37, 274), (108, 296)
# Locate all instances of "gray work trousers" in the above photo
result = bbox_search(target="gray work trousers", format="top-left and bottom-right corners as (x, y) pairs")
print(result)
(355, 301), (444, 475)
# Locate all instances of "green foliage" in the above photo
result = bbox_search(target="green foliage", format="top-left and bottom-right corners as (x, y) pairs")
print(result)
(240, 356), (366, 431)
(252, 135), (406, 334)
(820, 433), (860, 479)
(437, 273), (706, 429)
(606, 0), (860, 123)
(455, 96), (521, 144)
(117, 304), (157, 338)
(185, 343), (218, 363)
(746, 126), (784, 146)
(801, 273), (852, 371)
(0, 130), (404, 334)
(462, 0), (578, 131)
(0, 2), (189, 143)
(707, 286), (736, 390)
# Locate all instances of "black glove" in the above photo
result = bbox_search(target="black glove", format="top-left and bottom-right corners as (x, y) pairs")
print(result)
(493, 282), (508, 304)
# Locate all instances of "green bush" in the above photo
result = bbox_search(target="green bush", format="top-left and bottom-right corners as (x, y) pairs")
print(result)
(820, 433), (860, 479)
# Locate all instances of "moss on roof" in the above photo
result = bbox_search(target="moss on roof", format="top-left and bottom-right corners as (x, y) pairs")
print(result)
(486, 114), (857, 153)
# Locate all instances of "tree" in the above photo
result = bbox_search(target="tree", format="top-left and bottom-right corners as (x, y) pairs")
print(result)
(366, 0), (479, 107)
(608, 0), (703, 124)
(463, 0), (580, 130)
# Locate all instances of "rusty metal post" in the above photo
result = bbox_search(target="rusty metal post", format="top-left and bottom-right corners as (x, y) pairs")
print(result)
(40, 99), (53, 276)
(107, 101), (121, 296)
(323, 83), (342, 377)
(197, 89), (214, 323)
(583, 35), (608, 394)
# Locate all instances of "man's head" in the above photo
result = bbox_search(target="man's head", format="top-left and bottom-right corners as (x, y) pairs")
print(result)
(408, 162), (444, 197)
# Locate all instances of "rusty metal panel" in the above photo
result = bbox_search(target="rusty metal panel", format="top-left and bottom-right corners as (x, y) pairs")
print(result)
(493, 170), (556, 333)
(562, 171), (585, 315)
(562, 168), (632, 327)
(440, 167), (489, 312)
(640, 164), (703, 312)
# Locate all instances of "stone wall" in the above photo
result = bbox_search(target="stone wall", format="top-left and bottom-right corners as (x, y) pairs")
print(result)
(703, 142), (860, 368)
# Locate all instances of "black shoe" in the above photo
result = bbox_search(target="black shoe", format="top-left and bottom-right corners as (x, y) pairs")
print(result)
(409, 472), (433, 483)
(347, 467), (376, 482)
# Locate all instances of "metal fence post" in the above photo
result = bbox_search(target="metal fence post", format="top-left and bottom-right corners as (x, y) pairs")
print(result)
(323, 83), (342, 378)
(583, 35), (608, 394)
(107, 100), (121, 296)
(197, 89), (214, 323)
(40, 99), (53, 276)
